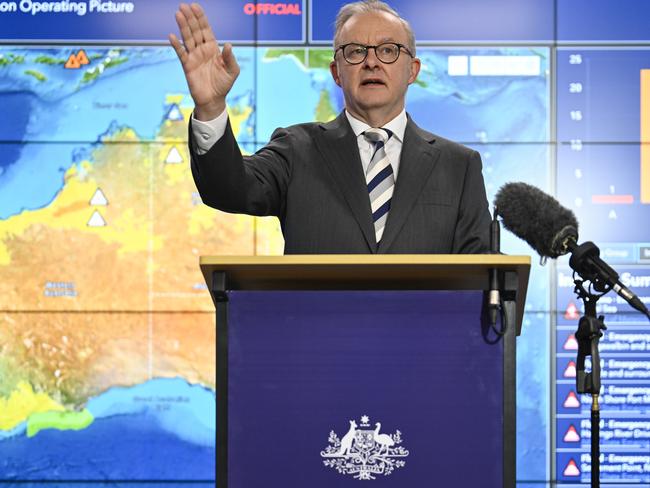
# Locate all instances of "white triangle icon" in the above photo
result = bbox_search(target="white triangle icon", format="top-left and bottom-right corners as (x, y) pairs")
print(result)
(87, 210), (107, 227)
(564, 302), (579, 320)
(563, 391), (581, 408)
(609, 209), (617, 219)
(564, 334), (579, 351)
(167, 104), (183, 121)
(563, 459), (580, 476)
(90, 188), (108, 206)
(165, 146), (184, 164)
(563, 425), (580, 442)
(564, 361), (577, 378)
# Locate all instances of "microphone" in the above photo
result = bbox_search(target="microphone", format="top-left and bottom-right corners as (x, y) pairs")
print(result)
(494, 182), (650, 320)
(494, 182), (578, 258)
(488, 207), (501, 327)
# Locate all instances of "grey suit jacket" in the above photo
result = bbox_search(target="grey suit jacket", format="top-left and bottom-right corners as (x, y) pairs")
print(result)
(189, 111), (491, 254)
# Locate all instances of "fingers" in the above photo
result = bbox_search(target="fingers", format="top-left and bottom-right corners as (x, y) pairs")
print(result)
(168, 33), (187, 64)
(180, 3), (205, 53)
(174, 3), (219, 58)
(191, 2), (216, 44)
(175, 6), (196, 51)
(221, 43), (240, 75)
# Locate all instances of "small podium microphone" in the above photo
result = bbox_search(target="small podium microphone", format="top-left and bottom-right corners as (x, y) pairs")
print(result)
(488, 206), (501, 327)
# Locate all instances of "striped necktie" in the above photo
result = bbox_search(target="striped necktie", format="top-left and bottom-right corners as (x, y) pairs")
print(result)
(363, 128), (394, 244)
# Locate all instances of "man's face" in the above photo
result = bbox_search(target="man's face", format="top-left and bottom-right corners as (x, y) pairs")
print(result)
(330, 11), (420, 122)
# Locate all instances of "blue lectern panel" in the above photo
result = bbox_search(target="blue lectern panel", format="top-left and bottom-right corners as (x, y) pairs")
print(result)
(227, 290), (503, 486)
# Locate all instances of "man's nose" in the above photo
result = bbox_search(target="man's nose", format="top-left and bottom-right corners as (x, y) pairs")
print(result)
(363, 48), (381, 68)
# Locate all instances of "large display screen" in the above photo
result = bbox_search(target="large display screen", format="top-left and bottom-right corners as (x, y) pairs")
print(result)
(0, 0), (648, 486)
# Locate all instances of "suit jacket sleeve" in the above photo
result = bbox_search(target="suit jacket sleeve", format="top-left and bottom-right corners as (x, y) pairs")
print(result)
(451, 149), (491, 253)
(188, 117), (292, 218)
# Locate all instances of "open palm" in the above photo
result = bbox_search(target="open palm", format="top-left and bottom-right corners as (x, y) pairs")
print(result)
(169, 3), (239, 118)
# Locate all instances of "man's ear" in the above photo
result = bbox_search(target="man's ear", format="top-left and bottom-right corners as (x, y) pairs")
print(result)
(408, 57), (421, 85)
(330, 60), (342, 87)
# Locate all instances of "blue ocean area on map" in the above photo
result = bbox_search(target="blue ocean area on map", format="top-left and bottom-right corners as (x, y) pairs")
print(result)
(0, 414), (215, 480)
(86, 377), (216, 446)
(0, 378), (215, 481)
(0, 91), (33, 150)
(0, 141), (21, 174)
(409, 50), (549, 144)
(258, 52), (328, 140)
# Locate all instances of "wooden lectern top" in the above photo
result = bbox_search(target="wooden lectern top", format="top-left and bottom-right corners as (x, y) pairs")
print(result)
(200, 255), (530, 330)
(200, 254), (530, 290)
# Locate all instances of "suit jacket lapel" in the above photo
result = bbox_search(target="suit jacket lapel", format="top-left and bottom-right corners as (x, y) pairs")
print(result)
(378, 117), (440, 252)
(316, 112), (377, 251)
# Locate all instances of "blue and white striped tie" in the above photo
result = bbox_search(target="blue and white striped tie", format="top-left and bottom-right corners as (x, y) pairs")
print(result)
(363, 128), (394, 244)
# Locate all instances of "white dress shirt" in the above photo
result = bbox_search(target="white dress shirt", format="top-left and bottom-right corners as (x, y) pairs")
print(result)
(190, 108), (408, 179)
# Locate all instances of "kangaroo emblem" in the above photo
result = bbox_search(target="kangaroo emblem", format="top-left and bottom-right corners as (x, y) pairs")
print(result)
(337, 420), (357, 457)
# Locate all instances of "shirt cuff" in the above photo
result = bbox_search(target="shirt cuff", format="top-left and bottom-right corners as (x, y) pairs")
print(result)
(191, 108), (228, 155)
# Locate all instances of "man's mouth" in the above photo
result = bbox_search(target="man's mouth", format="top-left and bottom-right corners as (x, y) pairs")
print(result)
(361, 79), (386, 86)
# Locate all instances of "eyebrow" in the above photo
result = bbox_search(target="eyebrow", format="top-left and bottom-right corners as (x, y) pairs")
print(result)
(346, 37), (399, 45)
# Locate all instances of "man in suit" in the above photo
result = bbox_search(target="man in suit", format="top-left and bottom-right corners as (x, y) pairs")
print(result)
(170, 0), (491, 254)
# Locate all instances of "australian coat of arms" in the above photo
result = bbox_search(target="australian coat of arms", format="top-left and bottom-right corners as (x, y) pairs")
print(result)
(320, 415), (409, 480)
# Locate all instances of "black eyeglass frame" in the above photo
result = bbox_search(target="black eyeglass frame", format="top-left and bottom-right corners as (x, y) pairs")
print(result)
(334, 42), (415, 65)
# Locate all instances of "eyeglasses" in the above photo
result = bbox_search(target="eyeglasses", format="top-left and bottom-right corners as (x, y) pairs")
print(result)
(335, 42), (414, 65)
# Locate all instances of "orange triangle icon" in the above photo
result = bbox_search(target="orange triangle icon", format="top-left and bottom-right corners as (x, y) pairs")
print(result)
(563, 458), (581, 476)
(563, 390), (581, 408)
(564, 334), (579, 351)
(64, 53), (81, 69)
(76, 49), (89, 65)
(563, 424), (580, 442)
(564, 361), (577, 378)
(565, 302), (580, 320)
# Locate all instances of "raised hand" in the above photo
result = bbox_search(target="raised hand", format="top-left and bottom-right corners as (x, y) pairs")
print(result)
(169, 2), (240, 120)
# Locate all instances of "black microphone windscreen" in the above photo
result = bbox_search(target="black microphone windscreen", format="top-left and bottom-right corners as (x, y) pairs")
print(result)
(494, 182), (579, 258)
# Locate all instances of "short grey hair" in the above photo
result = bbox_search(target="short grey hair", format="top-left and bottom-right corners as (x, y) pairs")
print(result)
(333, 0), (416, 56)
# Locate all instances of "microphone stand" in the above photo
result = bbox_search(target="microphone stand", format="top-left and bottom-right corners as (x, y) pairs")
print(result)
(565, 239), (650, 487)
(572, 276), (607, 488)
